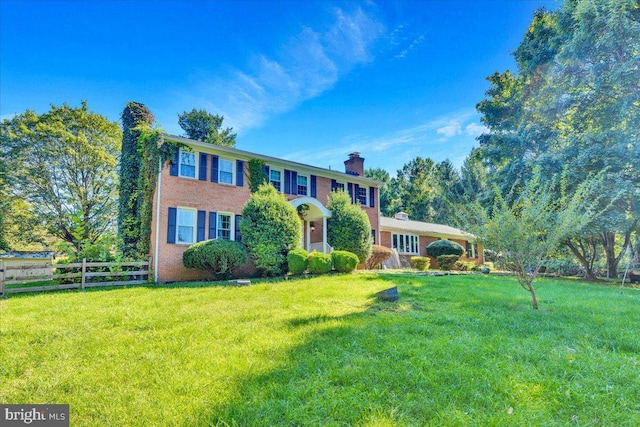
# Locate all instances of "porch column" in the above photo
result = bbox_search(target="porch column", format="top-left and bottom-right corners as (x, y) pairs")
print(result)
(322, 216), (328, 254)
(305, 220), (311, 252)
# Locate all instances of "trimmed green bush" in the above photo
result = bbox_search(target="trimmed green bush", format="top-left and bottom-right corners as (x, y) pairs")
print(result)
(437, 254), (460, 271)
(366, 245), (393, 269)
(326, 191), (372, 263)
(426, 240), (465, 258)
(308, 251), (332, 275)
(454, 259), (477, 271)
(183, 239), (248, 279)
(410, 256), (430, 271)
(332, 250), (359, 273)
(240, 184), (302, 276)
(287, 249), (309, 275)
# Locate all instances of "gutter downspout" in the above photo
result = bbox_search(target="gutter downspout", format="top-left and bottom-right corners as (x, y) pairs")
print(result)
(154, 159), (162, 283)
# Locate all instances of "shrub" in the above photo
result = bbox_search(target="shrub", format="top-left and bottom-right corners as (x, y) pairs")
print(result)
(326, 191), (372, 263)
(308, 251), (332, 274)
(332, 250), (359, 273)
(366, 245), (392, 269)
(287, 249), (309, 275)
(426, 240), (465, 258)
(410, 256), (430, 271)
(454, 259), (476, 271)
(183, 239), (248, 279)
(240, 184), (302, 276)
(437, 254), (460, 271)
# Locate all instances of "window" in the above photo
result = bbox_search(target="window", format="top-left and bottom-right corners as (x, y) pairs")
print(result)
(336, 182), (345, 192)
(392, 233), (419, 255)
(466, 242), (478, 258)
(219, 159), (233, 184)
(297, 174), (308, 196)
(217, 213), (233, 240)
(177, 208), (196, 244)
(270, 169), (282, 192)
(179, 150), (196, 178)
(357, 186), (368, 206)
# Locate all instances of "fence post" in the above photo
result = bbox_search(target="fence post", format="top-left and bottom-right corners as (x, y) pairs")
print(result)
(81, 258), (86, 290)
(0, 261), (5, 296)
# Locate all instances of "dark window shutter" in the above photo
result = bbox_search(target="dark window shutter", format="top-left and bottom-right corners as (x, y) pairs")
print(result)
(311, 175), (317, 198)
(167, 207), (177, 243)
(284, 169), (291, 194)
(355, 184), (360, 204)
(369, 186), (375, 208)
(208, 212), (217, 239)
(348, 183), (354, 203)
(264, 165), (270, 180)
(211, 155), (219, 183)
(197, 210), (206, 242)
(236, 160), (244, 186)
(170, 151), (179, 176)
(291, 171), (298, 195)
(235, 215), (242, 242)
(371, 229), (376, 244)
(331, 179), (337, 191)
(199, 153), (208, 181)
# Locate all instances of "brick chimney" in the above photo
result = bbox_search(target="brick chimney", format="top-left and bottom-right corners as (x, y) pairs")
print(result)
(344, 152), (364, 176)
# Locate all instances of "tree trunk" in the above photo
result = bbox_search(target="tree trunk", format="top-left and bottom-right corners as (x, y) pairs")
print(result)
(565, 238), (598, 280)
(601, 231), (631, 279)
(528, 282), (539, 310)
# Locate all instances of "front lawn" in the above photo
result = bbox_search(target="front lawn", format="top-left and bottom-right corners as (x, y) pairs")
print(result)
(1, 274), (639, 426)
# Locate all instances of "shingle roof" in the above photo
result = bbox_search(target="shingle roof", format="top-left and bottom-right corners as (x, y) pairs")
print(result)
(379, 216), (474, 239)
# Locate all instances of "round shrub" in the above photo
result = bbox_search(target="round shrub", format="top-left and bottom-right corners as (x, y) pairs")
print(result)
(437, 254), (460, 271)
(183, 239), (248, 279)
(332, 250), (359, 273)
(308, 251), (332, 275)
(410, 256), (430, 271)
(454, 259), (476, 271)
(326, 191), (372, 263)
(240, 184), (302, 276)
(287, 248), (309, 275)
(426, 240), (465, 258)
(366, 244), (393, 269)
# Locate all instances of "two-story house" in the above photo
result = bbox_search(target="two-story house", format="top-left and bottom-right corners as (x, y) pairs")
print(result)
(150, 134), (382, 282)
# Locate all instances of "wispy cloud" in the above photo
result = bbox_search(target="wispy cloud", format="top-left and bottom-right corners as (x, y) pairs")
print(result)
(181, 5), (384, 133)
(464, 122), (487, 137)
(387, 22), (426, 59)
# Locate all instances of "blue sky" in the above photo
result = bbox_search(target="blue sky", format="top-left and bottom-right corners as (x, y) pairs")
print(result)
(1, 0), (559, 175)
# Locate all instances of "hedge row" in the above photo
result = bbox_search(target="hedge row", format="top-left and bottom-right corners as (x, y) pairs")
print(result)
(287, 249), (359, 275)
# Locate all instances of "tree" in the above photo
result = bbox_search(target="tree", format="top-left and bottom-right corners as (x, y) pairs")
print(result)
(240, 184), (301, 276)
(469, 171), (605, 309)
(178, 109), (236, 147)
(1, 102), (121, 255)
(118, 102), (155, 258)
(326, 190), (372, 263)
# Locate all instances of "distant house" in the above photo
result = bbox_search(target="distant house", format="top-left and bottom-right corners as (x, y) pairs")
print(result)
(379, 212), (482, 267)
(150, 134), (382, 282)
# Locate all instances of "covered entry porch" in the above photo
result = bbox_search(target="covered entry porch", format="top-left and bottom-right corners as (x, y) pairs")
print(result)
(290, 197), (332, 254)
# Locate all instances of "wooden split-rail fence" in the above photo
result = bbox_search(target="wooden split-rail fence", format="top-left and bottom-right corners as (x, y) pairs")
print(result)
(0, 258), (151, 296)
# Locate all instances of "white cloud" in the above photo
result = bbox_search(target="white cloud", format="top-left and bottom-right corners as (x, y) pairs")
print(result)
(181, 5), (384, 133)
(465, 122), (487, 137)
(436, 121), (463, 138)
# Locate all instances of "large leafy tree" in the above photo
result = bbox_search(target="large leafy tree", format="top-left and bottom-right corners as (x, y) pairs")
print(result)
(178, 108), (236, 147)
(0, 102), (121, 254)
(477, 0), (640, 278)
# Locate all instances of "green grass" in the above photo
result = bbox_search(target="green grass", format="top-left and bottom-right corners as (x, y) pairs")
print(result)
(1, 273), (639, 426)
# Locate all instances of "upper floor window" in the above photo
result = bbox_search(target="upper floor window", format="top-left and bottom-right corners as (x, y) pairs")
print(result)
(219, 159), (233, 184)
(297, 174), (308, 196)
(270, 169), (282, 192)
(357, 186), (368, 206)
(177, 208), (196, 244)
(179, 151), (196, 178)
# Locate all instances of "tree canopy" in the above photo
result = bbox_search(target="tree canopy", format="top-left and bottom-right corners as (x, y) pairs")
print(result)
(178, 108), (237, 147)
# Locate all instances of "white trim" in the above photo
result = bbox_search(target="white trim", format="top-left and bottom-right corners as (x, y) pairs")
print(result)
(392, 232), (420, 255)
(290, 197), (332, 218)
(154, 159), (162, 283)
(178, 149), (197, 179)
(269, 166), (284, 193)
(357, 186), (368, 206)
(296, 173), (309, 197)
(217, 157), (235, 185)
(216, 211), (235, 241)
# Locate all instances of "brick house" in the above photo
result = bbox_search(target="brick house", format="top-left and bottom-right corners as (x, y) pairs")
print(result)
(379, 212), (483, 268)
(150, 134), (382, 282)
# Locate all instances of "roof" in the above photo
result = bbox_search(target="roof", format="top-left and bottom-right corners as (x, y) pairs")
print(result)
(163, 133), (383, 187)
(379, 216), (474, 240)
(0, 251), (55, 259)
